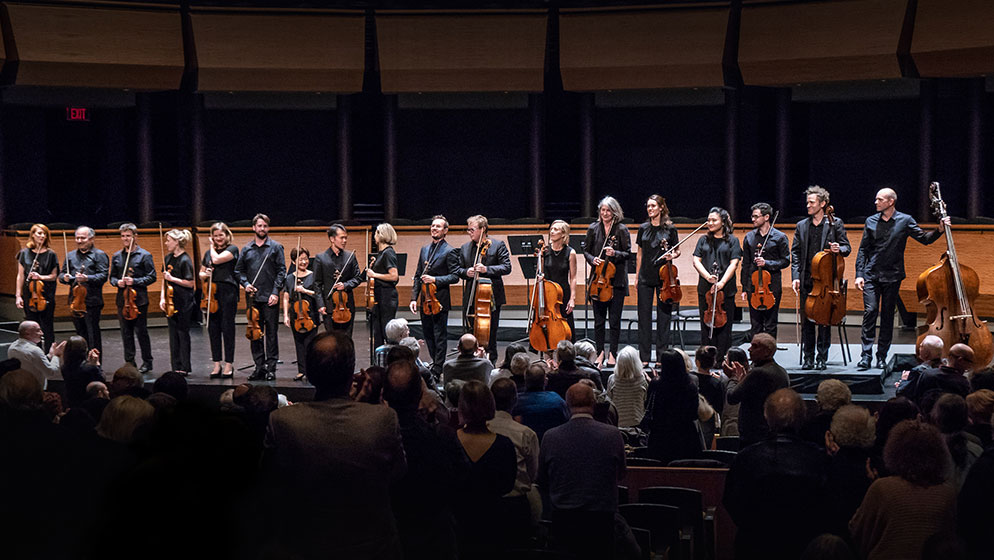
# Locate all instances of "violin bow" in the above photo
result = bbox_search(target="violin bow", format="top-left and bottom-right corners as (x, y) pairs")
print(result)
(654, 221), (708, 264)
(327, 249), (354, 299)
(204, 235), (213, 331)
(756, 211), (780, 258)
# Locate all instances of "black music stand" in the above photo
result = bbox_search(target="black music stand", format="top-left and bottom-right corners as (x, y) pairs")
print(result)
(518, 256), (538, 307)
(507, 235), (544, 256)
(569, 234), (590, 340)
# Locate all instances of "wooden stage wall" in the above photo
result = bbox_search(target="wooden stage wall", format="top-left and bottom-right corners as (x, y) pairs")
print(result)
(3, 222), (993, 320)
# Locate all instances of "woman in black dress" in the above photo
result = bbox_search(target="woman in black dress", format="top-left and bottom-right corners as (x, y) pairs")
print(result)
(544, 220), (577, 341)
(366, 223), (400, 348)
(282, 246), (323, 381)
(161, 229), (195, 375)
(692, 207), (742, 361)
(200, 222), (239, 378)
(636, 195), (680, 366)
(15, 224), (60, 353)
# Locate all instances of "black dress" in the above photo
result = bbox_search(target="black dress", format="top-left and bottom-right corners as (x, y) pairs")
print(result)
(17, 248), (60, 353)
(543, 244), (575, 341)
(368, 246), (399, 348)
(283, 271), (323, 375)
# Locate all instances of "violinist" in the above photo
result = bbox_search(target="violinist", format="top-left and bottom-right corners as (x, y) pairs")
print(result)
(313, 224), (362, 336)
(790, 186), (851, 370)
(161, 229), (195, 376)
(854, 188), (948, 371)
(635, 195), (679, 365)
(365, 223), (400, 348)
(109, 223), (157, 373)
(544, 220), (578, 341)
(457, 215), (512, 363)
(583, 196), (631, 367)
(59, 226), (109, 356)
(15, 224), (60, 353)
(282, 246), (323, 382)
(235, 214), (286, 381)
(410, 215), (460, 377)
(692, 207), (742, 361)
(739, 203), (790, 340)
(200, 222), (239, 379)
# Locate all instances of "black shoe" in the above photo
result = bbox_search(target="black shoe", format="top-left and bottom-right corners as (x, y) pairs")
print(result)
(876, 357), (887, 369)
(247, 370), (266, 381)
(139, 362), (153, 374)
(816, 359), (827, 370)
(856, 358), (872, 371)
(265, 372), (276, 381)
(802, 359), (815, 370)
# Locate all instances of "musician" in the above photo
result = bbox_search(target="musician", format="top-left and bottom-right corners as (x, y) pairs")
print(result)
(544, 220), (578, 341)
(365, 223), (400, 349)
(59, 226), (109, 356)
(790, 186), (851, 370)
(200, 222), (239, 379)
(635, 195), (679, 365)
(235, 214), (286, 381)
(283, 246), (323, 382)
(313, 224), (362, 336)
(739, 203), (790, 340)
(693, 207), (742, 361)
(457, 215), (512, 363)
(854, 188), (948, 370)
(109, 223), (157, 373)
(15, 224), (60, 353)
(584, 196), (631, 367)
(161, 229), (195, 376)
(410, 215), (460, 377)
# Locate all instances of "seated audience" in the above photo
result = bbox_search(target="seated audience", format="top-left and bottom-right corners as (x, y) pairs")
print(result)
(606, 346), (649, 428)
(800, 534), (856, 560)
(802, 379), (852, 447)
(895, 334), (943, 395)
(574, 340), (605, 388)
(850, 420), (956, 560)
(491, 342), (527, 385)
(353, 365), (385, 404)
(692, 345), (727, 416)
(968, 365), (994, 393)
(488, 377), (540, 534)
(512, 363), (570, 441)
(491, 352), (530, 389)
(374, 318), (409, 367)
(643, 349), (701, 463)
(931, 393), (983, 490)
(398, 336), (432, 382)
(912, 343), (974, 403)
(59, 336), (105, 408)
(442, 334), (492, 386)
(6, 320), (65, 391)
(726, 333), (789, 447)
(964, 389), (994, 445)
(958, 404), (994, 560)
(547, 340), (602, 397)
(152, 371), (189, 402)
(824, 404), (876, 537)
(720, 347), (749, 437)
(871, 396), (920, 476)
(578, 378), (618, 427)
(96, 395), (155, 445)
(109, 363), (148, 399)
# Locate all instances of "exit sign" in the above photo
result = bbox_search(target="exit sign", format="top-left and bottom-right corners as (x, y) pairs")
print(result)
(66, 107), (89, 121)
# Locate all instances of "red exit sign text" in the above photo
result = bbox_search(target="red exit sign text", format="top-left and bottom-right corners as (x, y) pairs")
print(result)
(65, 107), (90, 121)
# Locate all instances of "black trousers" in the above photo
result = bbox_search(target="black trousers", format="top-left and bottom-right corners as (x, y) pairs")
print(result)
(637, 283), (674, 363)
(592, 289), (625, 357)
(860, 279), (901, 361)
(291, 324), (319, 374)
(746, 290), (782, 340)
(118, 303), (152, 365)
(422, 308), (450, 374)
(370, 292), (399, 349)
(207, 284), (237, 363)
(251, 301), (280, 373)
(800, 290), (832, 362)
(698, 293), (736, 362)
(24, 298), (55, 354)
(323, 299), (355, 337)
(167, 304), (192, 372)
(485, 305), (502, 363)
(71, 304), (103, 356)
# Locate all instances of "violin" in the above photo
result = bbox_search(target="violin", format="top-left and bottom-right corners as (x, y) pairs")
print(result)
(804, 206), (847, 326)
(418, 244), (443, 316)
(366, 255), (376, 311)
(749, 210), (780, 311)
(331, 268), (352, 325)
(703, 263), (727, 336)
(589, 234), (617, 303)
(657, 237), (682, 305)
(158, 225), (176, 318)
(291, 236), (316, 334)
(64, 231), (88, 318)
(121, 238), (140, 321)
(26, 255), (47, 313)
(466, 238), (494, 344)
(200, 245), (219, 316)
(917, 182), (993, 367)
(243, 240), (272, 341)
(528, 239), (572, 352)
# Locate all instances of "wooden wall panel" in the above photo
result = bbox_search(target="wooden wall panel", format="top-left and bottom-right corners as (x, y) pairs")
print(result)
(911, 0), (994, 77)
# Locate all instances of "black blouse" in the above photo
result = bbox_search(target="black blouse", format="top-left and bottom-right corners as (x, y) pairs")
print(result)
(17, 248), (59, 301)
(165, 252), (195, 307)
(636, 222), (679, 287)
(369, 246), (399, 301)
(543, 245), (574, 304)
(284, 271), (324, 320)
(692, 234), (742, 295)
(583, 220), (632, 290)
(202, 244), (240, 287)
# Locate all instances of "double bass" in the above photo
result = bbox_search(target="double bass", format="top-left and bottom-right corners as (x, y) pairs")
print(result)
(465, 238), (494, 343)
(749, 210), (780, 311)
(917, 182), (993, 368)
(528, 239), (572, 353)
(805, 206), (847, 326)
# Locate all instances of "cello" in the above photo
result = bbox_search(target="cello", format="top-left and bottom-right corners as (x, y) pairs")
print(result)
(805, 206), (847, 326)
(528, 239), (572, 353)
(703, 262), (727, 338)
(465, 238), (494, 344)
(917, 182), (993, 368)
(121, 237), (141, 321)
(64, 231), (88, 318)
(749, 210), (780, 311)
(588, 234), (617, 303)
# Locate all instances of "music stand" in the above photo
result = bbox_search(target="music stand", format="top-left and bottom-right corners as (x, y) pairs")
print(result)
(569, 234), (590, 340)
(507, 235), (544, 256)
(518, 256), (538, 308)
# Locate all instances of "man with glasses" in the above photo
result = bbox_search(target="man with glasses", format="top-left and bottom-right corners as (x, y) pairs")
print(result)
(740, 203), (790, 340)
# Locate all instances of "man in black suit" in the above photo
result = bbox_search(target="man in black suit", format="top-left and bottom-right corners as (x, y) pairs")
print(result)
(313, 224), (363, 337)
(457, 215), (512, 363)
(410, 215), (460, 377)
(790, 186), (851, 370)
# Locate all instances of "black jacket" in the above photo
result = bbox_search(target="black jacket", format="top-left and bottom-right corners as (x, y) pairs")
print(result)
(790, 215), (851, 282)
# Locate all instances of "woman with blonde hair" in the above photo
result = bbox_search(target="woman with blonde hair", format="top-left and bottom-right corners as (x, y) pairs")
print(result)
(97, 395), (155, 444)
(365, 223), (400, 348)
(542, 220), (578, 340)
(161, 229), (195, 375)
(15, 224), (60, 352)
(200, 222), (239, 378)
(607, 346), (649, 428)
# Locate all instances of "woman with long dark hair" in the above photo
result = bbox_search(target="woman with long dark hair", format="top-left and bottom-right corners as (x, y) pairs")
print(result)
(692, 207), (741, 361)
(636, 195), (680, 365)
(643, 349), (702, 463)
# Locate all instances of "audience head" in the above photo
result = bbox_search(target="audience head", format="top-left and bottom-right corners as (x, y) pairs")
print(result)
(965, 389), (994, 427)
(566, 383), (596, 415)
(354, 366), (385, 404)
(524, 363), (548, 392)
(109, 363), (144, 397)
(828, 405), (876, 450)
(385, 344), (416, 367)
(458, 333), (479, 356)
(153, 371), (189, 402)
(500, 342), (528, 369)
(146, 391), (177, 413)
(947, 343), (975, 374)
(614, 346), (642, 380)
(883, 420), (951, 487)
(86, 381), (109, 400)
(555, 340), (576, 366)
(574, 341), (597, 363)
(0, 369), (43, 411)
(0, 358), (20, 377)
(96, 395), (155, 444)
(969, 366), (994, 393)
(931, 393), (969, 434)
(674, 348), (696, 373)
(384, 359), (422, 410)
(62, 335), (89, 372)
(510, 352), (531, 376)
(444, 380), (466, 407)
(800, 534), (856, 560)
(748, 333), (777, 363)
(764, 388), (806, 435)
(17, 321), (44, 344)
(398, 337), (420, 358)
(305, 331), (356, 398)
(695, 345), (718, 371)
(875, 396), (920, 448)
(725, 347), (749, 375)
(491, 378), (518, 413)
(918, 335), (944, 363)
(384, 318), (409, 345)
(458, 381), (495, 428)
(242, 384), (279, 418)
(815, 379), (852, 412)
(657, 349), (689, 381)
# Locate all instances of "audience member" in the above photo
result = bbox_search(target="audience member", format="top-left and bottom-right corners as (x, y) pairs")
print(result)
(578, 377), (619, 427)
(108, 363), (148, 399)
(574, 340), (605, 388)
(802, 379), (852, 447)
(442, 334), (492, 386)
(871, 396), (920, 475)
(912, 343), (974, 403)
(692, 345), (727, 416)
(152, 371), (189, 402)
(56, 335), (105, 408)
(850, 420), (956, 560)
(726, 333), (789, 447)
(643, 349), (701, 463)
(353, 365), (386, 404)
(931, 393), (983, 490)
(374, 317), (409, 367)
(397, 336), (432, 382)
(967, 365), (994, 393)
(7, 320), (66, 392)
(548, 340), (603, 396)
(95, 395), (155, 445)
(607, 346), (649, 428)
(263, 331), (406, 559)
(965, 389), (994, 445)
(719, 347), (749, 437)
(723, 388), (829, 560)
(488, 377), (540, 532)
(958, 403), (994, 560)
(823, 405), (876, 537)
(491, 342), (527, 384)
(491, 351), (530, 389)
(800, 533), (857, 560)
(512, 363), (569, 441)
(895, 334), (943, 395)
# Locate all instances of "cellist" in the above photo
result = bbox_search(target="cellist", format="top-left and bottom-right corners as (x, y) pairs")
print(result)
(410, 215), (460, 378)
(14, 224), (60, 353)
(109, 223), (157, 373)
(544, 220), (578, 341)
(790, 186), (851, 370)
(692, 207), (742, 362)
(234, 213), (286, 381)
(457, 215), (512, 363)
(635, 195), (679, 366)
(584, 196), (632, 367)
(59, 226), (109, 356)
(854, 188), (948, 371)
(739, 203), (790, 340)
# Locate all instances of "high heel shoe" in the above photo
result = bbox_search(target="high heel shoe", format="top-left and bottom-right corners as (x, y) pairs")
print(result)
(293, 373), (305, 382)
(209, 364), (222, 379)
(221, 363), (234, 379)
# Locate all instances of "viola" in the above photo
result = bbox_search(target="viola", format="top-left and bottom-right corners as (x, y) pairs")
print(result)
(657, 237), (682, 305)
(750, 211), (780, 311)
(589, 234), (617, 303)
(245, 294), (263, 341)
(917, 182), (993, 367)
(26, 257), (47, 313)
(292, 277), (317, 334)
(163, 264), (177, 318)
(64, 231), (87, 318)
(528, 239), (572, 353)
(331, 268), (352, 324)
(804, 206), (847, 326)
(703, 263), (727, 335)
(200, 277), (219, 315)
(466, 238), (494, 343)
(418, 245), (443, 316)
(366, 255), (376, 311)
(120, 238), (140, 321)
